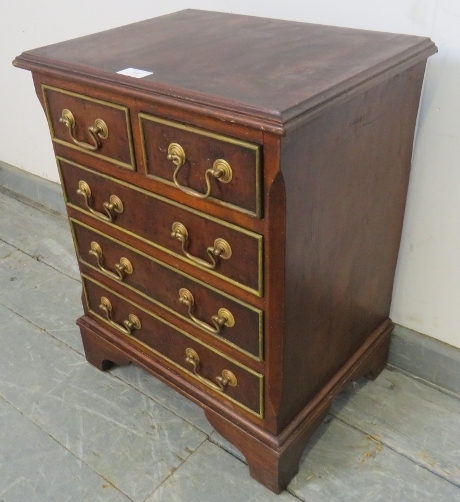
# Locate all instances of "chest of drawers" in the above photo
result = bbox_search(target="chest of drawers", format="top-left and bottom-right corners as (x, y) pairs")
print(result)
(14, 10), (436, 493)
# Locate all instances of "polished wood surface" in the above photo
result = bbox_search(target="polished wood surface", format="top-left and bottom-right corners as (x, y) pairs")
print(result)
(58, 157), (263, 294)
(14, 10), (436, 494)
(140, 114), (261, 216)
(83, 276), (263, 416)
(43, 86), (134, 167)
(275, 60), (429, 431)
(14, 10), (435, 128)
(71, 219), (262, 359)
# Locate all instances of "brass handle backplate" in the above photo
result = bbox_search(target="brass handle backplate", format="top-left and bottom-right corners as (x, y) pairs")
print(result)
(185, 348), (237, 392)
(178, 288), (235, 336)
(167, 142), (233, 199)
(59, 108), (108, 151)
(98, 296), (141, 336)
(89, 241), (133, 281)
(170, 221), (232, 270)
(77, 180), (123, 222)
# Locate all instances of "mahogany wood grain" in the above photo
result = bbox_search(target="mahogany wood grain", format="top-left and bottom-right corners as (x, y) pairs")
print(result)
(71, 219), (263, 359)
(141, 114), (261, 216)
(274, 61), (428, 431)
(82, 276), (263, 416)
(52, 138), (265, 234)
(14, 10), (436, 494)
(15, 10), (436, 129)
(43, 86), (133, 167)
(58, 157), (263, 295)
(65, 205), (266, 310)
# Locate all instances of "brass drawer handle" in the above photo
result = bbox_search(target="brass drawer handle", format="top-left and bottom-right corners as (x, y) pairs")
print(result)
(167, 142), (232, 199)
(178, 288), (235, 336)
(59, 108), (108, 152)
(185, 348), (237, 392)
(171, 221), (232, 270)
(89, 241), (133, 281)
(77, 180), (123, 222)
(98, 296), (141, 336)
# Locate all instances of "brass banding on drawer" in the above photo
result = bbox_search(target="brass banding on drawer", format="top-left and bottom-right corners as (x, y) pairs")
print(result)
(98, 296), (141, 335)
(170, 221), (232, 270)
(139, 113), (262, 217)
(77, 181), (124, 222)
(89, 241), (133, 281)
(70, 218), (263, 360)
(185, 348), (238, 392)
(178, 287), (235, 337)
(59, 157), (263, 296)
(59, 109), (109, 152)
(42, 85), (135, 169)
(167, 142), (233, 199)
(82, 275), (264, 418)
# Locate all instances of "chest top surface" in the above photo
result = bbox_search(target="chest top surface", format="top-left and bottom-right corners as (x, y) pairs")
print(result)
(14, 10), (435, 127)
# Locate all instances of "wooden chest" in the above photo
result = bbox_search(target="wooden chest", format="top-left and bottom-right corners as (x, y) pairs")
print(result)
(14, 10), (436, 492)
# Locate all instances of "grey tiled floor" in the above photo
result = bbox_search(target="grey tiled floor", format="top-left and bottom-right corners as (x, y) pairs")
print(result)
(1, 190), (460, 502)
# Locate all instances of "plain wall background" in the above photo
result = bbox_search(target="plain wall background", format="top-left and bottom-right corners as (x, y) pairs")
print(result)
(1, 1), (459, 348)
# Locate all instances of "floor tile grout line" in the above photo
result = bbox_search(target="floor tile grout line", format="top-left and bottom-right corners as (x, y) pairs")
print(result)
(203, 437), (306, 501)
(0, 301), (51, 334)
(0, 236), (80, 283)
(331, 414), (460, 490)
(109, 371), (212, 437)
(0, 392), (135, 502)
(0, 300), (205, 431)
(0, 299), (212, 446)
(140, 436), (210, 502)
(285, 488), (310, 502)
(0, 248), (16, 260)
(3, 293), (460, 498)
(0, 187), (67, 221)
(388, 364), (460, 402)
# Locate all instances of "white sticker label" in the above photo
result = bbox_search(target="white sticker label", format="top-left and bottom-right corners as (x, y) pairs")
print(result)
(117, 68), (153, 78)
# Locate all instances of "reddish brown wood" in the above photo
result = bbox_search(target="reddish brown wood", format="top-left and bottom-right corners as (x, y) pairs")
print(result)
(72, 219), (262, 359)
(274, 61), (429, 431)
(43, 86), (134, 167)
(58, 157), (262, 294)
(141, 114), (261, 216)
(206, 319), (393, 493)
(79, 319), (131, 371)
(14, 10), (436, 130)
(65, 204), (265, 309)
(14, 10), (436, 494)
(82, 276), (262, 416)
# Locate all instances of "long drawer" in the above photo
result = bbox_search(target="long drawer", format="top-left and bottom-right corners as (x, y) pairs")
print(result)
(83, 275), (263, 417)
(58, 156), (263, 296)
(71, 218), (263, 360)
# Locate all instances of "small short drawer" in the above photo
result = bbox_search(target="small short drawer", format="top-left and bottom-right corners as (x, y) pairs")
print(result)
(59, 157), (263, 296)
(43, 85), (135, 169)
(71, 219), (263, 360)
(139, 114), (262, 217)
(83, 276), (263, 417)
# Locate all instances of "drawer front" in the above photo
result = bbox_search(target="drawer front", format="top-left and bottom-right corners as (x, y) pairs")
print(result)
(58, 157), (263, 296)
(83, 276), (263, 417)
(71, 219), (263, 359)
(139, 114), (262, 217)
(43, 85), (135, 169)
